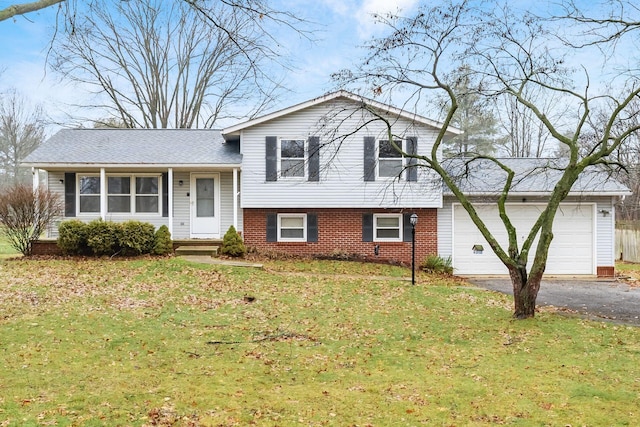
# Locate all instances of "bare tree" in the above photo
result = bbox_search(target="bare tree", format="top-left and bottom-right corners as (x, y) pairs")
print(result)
(0, 89), (45, 188)
(498, 86), (560, 157)
(335, 0), (640, 318)
(0, 0), (64, 22)
(50, 0), (297, 128)
(0, 184), (62, 255)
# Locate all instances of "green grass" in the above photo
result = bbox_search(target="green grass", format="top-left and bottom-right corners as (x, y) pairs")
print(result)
(0, 234), (20, 259)
(0, 257), (639, 426)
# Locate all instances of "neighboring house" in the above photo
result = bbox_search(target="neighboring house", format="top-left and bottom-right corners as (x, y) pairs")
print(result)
(22, 91), (630, 276)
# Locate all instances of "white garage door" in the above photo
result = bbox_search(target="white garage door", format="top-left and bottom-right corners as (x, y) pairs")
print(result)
(453, 203), (594, 275)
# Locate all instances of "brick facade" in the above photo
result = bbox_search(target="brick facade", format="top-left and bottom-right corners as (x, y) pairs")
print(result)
(31, 240), (63, 256)
(243, 208), (437, 265)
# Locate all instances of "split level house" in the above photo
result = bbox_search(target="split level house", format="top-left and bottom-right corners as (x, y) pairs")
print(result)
(22, 91), (630, 276)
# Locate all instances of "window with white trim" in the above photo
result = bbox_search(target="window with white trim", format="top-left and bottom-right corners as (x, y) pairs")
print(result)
(374, 213), (402, 241)
(108, 176), (131, 213)
(78, 174), (160, 215)
(79, 175), (100, 213)
(135, 176), (159, 213)
(279, 139), (305, 178)
(278, 213), (307, 242)
(378, 139), (403, 178)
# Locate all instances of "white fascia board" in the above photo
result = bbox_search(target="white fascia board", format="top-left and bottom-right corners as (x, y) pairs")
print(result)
(21, 163), (242, 170)
(446, 190), (633, 197)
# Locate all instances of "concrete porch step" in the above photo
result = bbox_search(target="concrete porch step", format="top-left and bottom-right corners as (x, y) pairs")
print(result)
(175, 245), (219, 257)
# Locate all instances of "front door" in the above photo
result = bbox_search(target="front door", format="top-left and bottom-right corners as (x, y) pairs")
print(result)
(190, 173), (220, 238)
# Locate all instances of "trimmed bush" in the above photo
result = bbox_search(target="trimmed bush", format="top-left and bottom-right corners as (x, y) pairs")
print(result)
(421, 254), (453, 275)
(152, 225), (173, 255)
(56, 219), (173, 257)
(220, 225), (246, 257)
(119, 221), (156, 256)
(57, 220), (89, 255)
(86, 220), (121, 256)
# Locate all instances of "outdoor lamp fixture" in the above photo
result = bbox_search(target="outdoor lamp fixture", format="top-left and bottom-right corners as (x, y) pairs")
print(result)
(410, 213), (418, 286)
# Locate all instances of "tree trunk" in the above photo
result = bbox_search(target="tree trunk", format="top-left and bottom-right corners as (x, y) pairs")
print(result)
(509, 266), (543, 319)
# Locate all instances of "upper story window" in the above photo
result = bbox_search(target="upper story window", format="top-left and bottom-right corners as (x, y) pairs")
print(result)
(280, 139), (306, 178)
(378, 139), (404, 178)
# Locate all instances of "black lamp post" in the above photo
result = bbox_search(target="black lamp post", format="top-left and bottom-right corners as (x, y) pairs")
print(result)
(410, 213), (418, 285)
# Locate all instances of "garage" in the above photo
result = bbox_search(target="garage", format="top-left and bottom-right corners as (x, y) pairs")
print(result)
(452, 203), (595, 275)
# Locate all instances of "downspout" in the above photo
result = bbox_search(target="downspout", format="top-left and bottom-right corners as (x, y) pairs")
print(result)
(31, 167), (39, 191)
(168, 168), (174, 236)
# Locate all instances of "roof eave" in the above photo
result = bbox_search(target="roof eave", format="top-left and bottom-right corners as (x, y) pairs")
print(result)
(444, 190), (632, 197)
(22, 162), (242, 169)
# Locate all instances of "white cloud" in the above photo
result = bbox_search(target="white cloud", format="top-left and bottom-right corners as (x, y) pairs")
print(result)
(356, 0), (419, 38)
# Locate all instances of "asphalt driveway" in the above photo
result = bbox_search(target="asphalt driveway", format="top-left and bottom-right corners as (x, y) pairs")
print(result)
(465, 277), (640, 326)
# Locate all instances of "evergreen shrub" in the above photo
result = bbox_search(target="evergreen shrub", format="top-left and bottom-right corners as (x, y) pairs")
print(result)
(57, 220), (89, 255)
(152, 225), (173, 255)
(119, 221), (156, 255)
(86, 219), (121, 256)
(220, 225), (246, 257)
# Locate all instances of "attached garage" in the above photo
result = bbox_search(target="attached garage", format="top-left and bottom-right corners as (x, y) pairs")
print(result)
(437, 157), (630, 277)
(452, 203), (595, 275)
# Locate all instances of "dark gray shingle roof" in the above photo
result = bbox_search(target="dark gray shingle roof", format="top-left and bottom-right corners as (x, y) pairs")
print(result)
(443, 157), (630, 195)
(23, 129), (241, 166)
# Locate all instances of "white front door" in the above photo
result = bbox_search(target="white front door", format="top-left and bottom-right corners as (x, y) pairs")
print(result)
(190, 173), (220, 238)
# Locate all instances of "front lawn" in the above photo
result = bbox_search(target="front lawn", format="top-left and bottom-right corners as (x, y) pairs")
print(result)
(0, 257), (639, 426)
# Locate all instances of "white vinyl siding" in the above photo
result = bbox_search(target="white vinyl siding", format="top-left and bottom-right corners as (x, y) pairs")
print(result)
(240, 99), (442, 209)
(46, 171), (65, 238)
(437, 201), (453, 259)
(220, 171), (243, 236)
(595, 197), (615, 267)
(172, 172), (191, 238)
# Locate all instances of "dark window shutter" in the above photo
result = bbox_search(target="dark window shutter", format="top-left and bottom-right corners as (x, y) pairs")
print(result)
(363, 136), (376, 182)
(406, 137), (418, 182)
(266, 213), (278, 242)
(64, 172), (76, 217)
(265, 136), (278, 182)
(162, 173), (169, 217)
(403, 213), (413, 242)
(308, 136), (320, 182)
(362, 213), (373, 242)
(307, 213), (318, 242)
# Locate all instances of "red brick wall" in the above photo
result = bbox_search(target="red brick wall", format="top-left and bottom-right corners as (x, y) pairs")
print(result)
(243, 208), (437, 265)
(31, 240), (63, 256)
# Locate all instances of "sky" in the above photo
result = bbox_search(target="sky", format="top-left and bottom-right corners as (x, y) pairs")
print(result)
(0, 0), (636, 134)
(0, 0), (421, 133)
